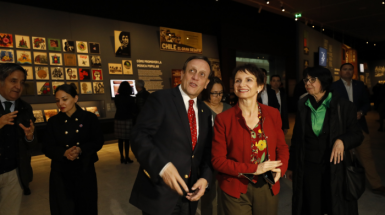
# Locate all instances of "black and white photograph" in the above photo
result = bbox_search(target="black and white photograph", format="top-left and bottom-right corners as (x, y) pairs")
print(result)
(114, 30), (130, 57)
(62, 39), (75, 52)
(108, 63), (122, 74)
(90, 55), (102, 67)
(50, 67), (64, 80)
(93, 82), (105, 94)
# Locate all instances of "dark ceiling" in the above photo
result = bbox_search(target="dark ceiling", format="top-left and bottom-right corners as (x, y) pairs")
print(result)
(235, 0), (385, 42)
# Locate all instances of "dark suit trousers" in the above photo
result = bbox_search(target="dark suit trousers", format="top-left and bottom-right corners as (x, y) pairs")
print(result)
(142, 196), (190, 215)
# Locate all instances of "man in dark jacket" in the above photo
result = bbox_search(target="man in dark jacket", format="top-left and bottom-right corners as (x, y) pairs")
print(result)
(331, 63), (385, 195)
(270, 74), (289, 134)
(0, 63), (36, 214)
(258, 68), (280, 110)
(135, 79), (150, 112)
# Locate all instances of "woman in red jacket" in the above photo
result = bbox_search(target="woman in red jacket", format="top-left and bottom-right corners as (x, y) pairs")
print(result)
(211, 64), (289, 215)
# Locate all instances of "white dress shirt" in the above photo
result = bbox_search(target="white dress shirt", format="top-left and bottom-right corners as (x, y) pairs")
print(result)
(341, 79), (353, 102)
(261, 86), (269, 105)
(276, 90), (281, 113)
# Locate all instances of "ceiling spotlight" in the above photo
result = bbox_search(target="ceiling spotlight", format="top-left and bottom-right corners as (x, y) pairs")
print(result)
(383, 1), (384, 4)
(281, 6), (285, 12)
(322, 28), (325, 31)
(366, 41), (368, 44)
(266, 0), (270, 4)
(374, 44), (377, 46)
(312, 25), (315, 28)
(295, 17), (298, 21)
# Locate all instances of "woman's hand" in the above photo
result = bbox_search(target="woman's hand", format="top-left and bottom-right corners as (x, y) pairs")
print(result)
(271, 168), (281, 182)
(286, 170), (293, 181)
(64, 146), (79, 161)
(330, 139), (344, 164)
(254, 159), (282, 175)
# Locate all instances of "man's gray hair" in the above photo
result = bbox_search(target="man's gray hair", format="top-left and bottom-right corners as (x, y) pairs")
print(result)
(0, 63), (27, 82)
(136, 80), (145, 88)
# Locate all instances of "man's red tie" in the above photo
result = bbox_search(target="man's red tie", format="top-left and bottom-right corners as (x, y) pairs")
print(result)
(188, 100), (197, 151)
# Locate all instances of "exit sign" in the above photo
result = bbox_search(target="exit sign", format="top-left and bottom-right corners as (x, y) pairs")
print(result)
(295, 13), (302, 18)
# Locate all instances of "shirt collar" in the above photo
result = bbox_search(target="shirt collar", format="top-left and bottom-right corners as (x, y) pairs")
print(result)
(0, 94), (15, 105)
(178, 85), (197, 105)
(341, 78), (352, 86)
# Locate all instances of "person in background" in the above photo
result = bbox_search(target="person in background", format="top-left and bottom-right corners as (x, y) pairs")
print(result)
(288, 66), (363, 215)
(212, 64), (289, 215)
(200, 76), (232, 215)
(270, 75), (289, 134)
(330, 63), (385, 195)
(43, 83), (104, 215)
(0, 63), (36, 214)
(114, 81), (137, 164)
(135, 79), (150, 113)
(258, 68), (280, 110)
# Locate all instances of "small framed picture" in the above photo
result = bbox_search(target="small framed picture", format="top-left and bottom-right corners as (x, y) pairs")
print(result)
(78, 68), (91, 80)
(33, 52), (48, 65)
(76, 41), (88, 53)
(33, 110), (44, 123)
(89, 42), (100, 54)
(21, 81), (36, 96)
(0, 33), (14, 48)
(114, 31), (130, 57)
(31, 37), (46, 50)
(47, 38), (61, 51)
(16, 50), (32, 64)
(77, 54), (90, 67)
(52, 81), (65, 92)
(35, 66), (50, 80)
(21, 66), (34, 80)
(65, 67), (78, 80)
(66, 81), (79, 94)
(51, 67), (64, 80)
(90, 55), (101, 68)
(93, 82), (105, 94)
(122, 60), (133, 75)
(80, 82), (92, 94)
(15, 35), (31, 49)
(36, 82), (51, 95)
(0, 49), (14, 63)
(108, 63), (122, 74)
(49, 53), (63, 66)
(63, 53), (77, 66)
(92, 69), (103, 80)
(62, 39), (75, 52)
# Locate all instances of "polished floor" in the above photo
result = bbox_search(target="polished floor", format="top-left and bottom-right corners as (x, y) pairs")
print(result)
(21, 111), (385, 215)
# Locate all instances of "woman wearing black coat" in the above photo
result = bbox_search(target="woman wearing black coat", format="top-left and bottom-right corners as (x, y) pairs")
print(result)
(287, 67), (364, 215)
(114, 81), (136, 163)
(43, 84), (104, 215)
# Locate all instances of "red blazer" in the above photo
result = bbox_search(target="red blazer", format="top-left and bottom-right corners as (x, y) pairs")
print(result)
(212, 103), (289, 198)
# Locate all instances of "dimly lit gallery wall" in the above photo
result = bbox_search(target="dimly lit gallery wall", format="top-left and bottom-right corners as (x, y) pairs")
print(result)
(1, 2), (219, 118)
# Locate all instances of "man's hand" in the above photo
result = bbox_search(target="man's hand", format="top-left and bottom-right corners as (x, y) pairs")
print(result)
(19, 120), (35, 141)
(186, 178), (208, 202)
(357, 111), (362, 120)
(0, 111), (18, 129)
(330, 139), (344, 164)
(271, 168), (281, 182)
(161, 163), (189, 196)
(64, 146), (79, 161)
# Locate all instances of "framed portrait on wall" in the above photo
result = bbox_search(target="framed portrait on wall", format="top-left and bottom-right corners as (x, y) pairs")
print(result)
(66, 81), (79, 94)
(114, 31), (130, 57)
(33, 110), (44, 123)
(31, 37), (46, 50)
(21, 66), (34, 80)
(16, 50), (32, 64)
(65, 67), (78, 80)
(79, 68), (91, 80)
(52, 81), (65, 92)
(92, 69), (103, 80)
(63, 53), (77, 66)
(304, 60), (309, 69)
(76, 41), (88, 53)
(21, 81), (36, 96)
(62, 39), (75, 52)
(108, 63), (122, 74)
(33, 52), (48, 65)
(15, 35), (30, 49)
(49, 53), (63, 66)
(47, 38), (62, 51)
(77, 54), (90, 67)
(51, 67), (64, 80)
(89, 42), (100, 54)
(35, 66), (49, 80)
(36, 82), (51, 95)
(80, 82), (92, 94)
(0, 33), (13, 48)
(122, 60), (133, 75)
(0, 49), (14, 63)
(90, 55), (101, 67)
(93, 82), (104, 94)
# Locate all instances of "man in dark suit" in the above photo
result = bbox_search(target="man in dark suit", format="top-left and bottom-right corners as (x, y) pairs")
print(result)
(258, 68), (280, 110)
(130, 56), (213, 215)
(331, 63), (385, 195)
(0, 63), (36, 214)
(270, 74), (289, 134)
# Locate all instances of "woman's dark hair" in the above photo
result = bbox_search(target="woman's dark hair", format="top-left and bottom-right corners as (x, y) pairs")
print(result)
(201, 77), (224, 101)
(306, 66), (333, 92)
(232, 63), (265, 87)
(54, 83), (78, 98)
(118, 81), (133, 95)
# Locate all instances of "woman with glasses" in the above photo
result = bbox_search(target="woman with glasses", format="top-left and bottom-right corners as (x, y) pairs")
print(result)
(200, 76), (231, 215)
(211, 64), (289, 215)
(287, 67), (363, 215)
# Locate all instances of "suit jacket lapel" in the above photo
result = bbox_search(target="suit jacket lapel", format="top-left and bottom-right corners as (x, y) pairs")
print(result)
(337, 79), (349, 100)
(172, 87), (192, 149)
(195, 99), (205, 151)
